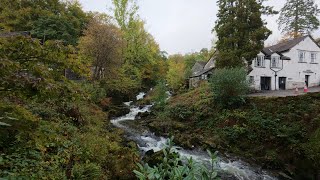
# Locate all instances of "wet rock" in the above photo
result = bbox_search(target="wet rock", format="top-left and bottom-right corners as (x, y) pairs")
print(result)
(137, 111), (151, 119)
(142, 150), (164, 167)
(109, 105), (130, 118)
(145, 149), (154, 156)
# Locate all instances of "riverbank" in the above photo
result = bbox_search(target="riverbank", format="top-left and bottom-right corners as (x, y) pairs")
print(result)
(137, 84), (320, 179)
(111, 92), (278, 180)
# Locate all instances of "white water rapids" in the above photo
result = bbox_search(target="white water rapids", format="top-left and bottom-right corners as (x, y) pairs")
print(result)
(111, 92), (277, 180)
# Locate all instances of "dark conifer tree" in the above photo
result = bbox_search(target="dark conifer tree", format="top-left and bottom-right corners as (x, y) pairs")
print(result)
(214, 0), (273, 68)
(278, 0), (320, 38)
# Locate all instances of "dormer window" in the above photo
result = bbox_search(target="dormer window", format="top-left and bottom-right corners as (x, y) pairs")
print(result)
(299, 51), (306, 62)
(255, 55), (265, 67)
(271, 56), (280, 68)
(311, 52), (317, 63)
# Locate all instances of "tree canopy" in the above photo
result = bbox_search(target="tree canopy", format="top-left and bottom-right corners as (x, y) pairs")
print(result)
(79, 15), (124, 80)
(278, 0), (320, 38)
(0, 0), (90, 45)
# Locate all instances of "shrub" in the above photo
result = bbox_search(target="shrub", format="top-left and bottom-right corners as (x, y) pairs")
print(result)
(71, 163), (102, 180)
(169, 104), (193, 121)
(152, 80), (169, 110)
(134, 138), (219, 180)
(209, 67), (249, 108)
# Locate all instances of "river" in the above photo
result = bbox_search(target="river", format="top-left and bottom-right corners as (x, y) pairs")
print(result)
(111, 92), (277, 180)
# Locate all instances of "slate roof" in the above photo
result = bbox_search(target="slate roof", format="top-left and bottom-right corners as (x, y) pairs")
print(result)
(191, 67), (214, 77)
(191, 61), (207, 75)
(191, 56), (216, 77)
(261, 35), (310, 60)
(196, 61), (207, 67)
(204, 56), (215, 70)
(0, 31), (30, 37)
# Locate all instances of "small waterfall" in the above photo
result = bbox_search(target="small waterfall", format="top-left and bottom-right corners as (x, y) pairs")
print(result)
(111, 92), (277, 180)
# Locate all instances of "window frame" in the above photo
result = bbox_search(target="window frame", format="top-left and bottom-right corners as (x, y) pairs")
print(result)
(271, 56), (280, 68)
(255, 55), (265, 68)
(310, 52), (317, 63)
(298, 50), (306, 62)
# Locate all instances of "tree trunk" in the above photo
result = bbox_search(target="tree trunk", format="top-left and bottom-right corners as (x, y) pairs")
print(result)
(294, 3), (299, 38)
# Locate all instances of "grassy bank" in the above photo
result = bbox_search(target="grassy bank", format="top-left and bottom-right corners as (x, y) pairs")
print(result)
(147, 83), (320, 179)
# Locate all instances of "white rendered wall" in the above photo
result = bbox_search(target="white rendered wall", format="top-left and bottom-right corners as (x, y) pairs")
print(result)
(249, 37), (320, 90)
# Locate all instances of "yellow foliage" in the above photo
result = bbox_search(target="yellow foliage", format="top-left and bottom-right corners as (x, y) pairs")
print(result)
(166, 54), (186, 92)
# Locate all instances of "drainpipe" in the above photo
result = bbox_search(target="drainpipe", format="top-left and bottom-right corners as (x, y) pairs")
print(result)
(270, 58), (284, 90)
(274, 72), (277, 91)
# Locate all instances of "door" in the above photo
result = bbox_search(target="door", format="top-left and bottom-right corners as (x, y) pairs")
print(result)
(279, 77), (286, 90)
(261, 77), (271, 90)
(305, 75), (310, 87)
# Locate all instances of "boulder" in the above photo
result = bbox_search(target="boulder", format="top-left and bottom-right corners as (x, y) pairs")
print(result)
(109, 105), (130, 119)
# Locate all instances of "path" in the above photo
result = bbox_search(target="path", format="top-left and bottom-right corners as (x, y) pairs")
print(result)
(249, 86), (320, 97)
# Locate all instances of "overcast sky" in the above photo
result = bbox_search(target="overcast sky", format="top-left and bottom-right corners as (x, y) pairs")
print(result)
(79, 0), (320, 55)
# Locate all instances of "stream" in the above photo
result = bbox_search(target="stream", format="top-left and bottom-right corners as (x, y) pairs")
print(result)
(111, 92), (277, 180)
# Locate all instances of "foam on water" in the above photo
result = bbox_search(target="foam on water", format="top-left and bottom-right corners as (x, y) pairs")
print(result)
(111, 104), (152, 128)
(110, 92), (277, 180)
(136, 92), (146, 100)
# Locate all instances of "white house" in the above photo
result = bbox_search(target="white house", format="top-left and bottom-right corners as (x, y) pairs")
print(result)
(190, 35), (320, 90)
(249, 35), (320, 90)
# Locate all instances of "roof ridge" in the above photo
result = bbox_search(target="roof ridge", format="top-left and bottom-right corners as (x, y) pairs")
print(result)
(265, 35), (308, 49)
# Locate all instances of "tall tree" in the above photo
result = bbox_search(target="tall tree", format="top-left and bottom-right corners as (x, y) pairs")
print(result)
(78, 15), (124, 80)
(112, 0), (164, 89)
(214, 0), (274, 68)
(278, 0), (320, 38)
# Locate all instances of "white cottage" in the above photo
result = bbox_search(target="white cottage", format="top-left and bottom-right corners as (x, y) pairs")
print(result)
(249, 35), (320, 90)
(189, 35), (320, 90)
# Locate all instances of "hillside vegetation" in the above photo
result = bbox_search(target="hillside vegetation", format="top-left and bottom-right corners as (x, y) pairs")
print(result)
(148, 83), (320, 179)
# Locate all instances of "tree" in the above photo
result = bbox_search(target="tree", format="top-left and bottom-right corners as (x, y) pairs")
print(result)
(0, 0), (89, 45)
(214, 0), (274, 68)
(78, 15), (124, 80)
(112, 0), (165, 89)
(278, 0), (320, 38)
(278, 31), (303, 43)
(0, 36), (88, 98)
(166, 55), (186, 92)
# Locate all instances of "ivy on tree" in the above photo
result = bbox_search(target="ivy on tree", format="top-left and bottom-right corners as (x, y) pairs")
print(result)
(278, 0), (320, 38)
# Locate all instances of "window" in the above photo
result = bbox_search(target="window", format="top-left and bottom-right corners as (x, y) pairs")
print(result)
(299, 51), (306, 62)
(249, 76), (254, 84)
(311, 52), (317, 63)
(255, 55), (265, 67)
(201, 74), (207, 80)
(271, 56), (280, 68)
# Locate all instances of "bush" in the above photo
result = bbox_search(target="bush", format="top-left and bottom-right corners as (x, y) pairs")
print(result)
(71, 163), (102, 180)
(209, 67), (249, 108)
(134, 138), (219, 180)
(152, 80), (169, 110)
(169, 104), (193, 121)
